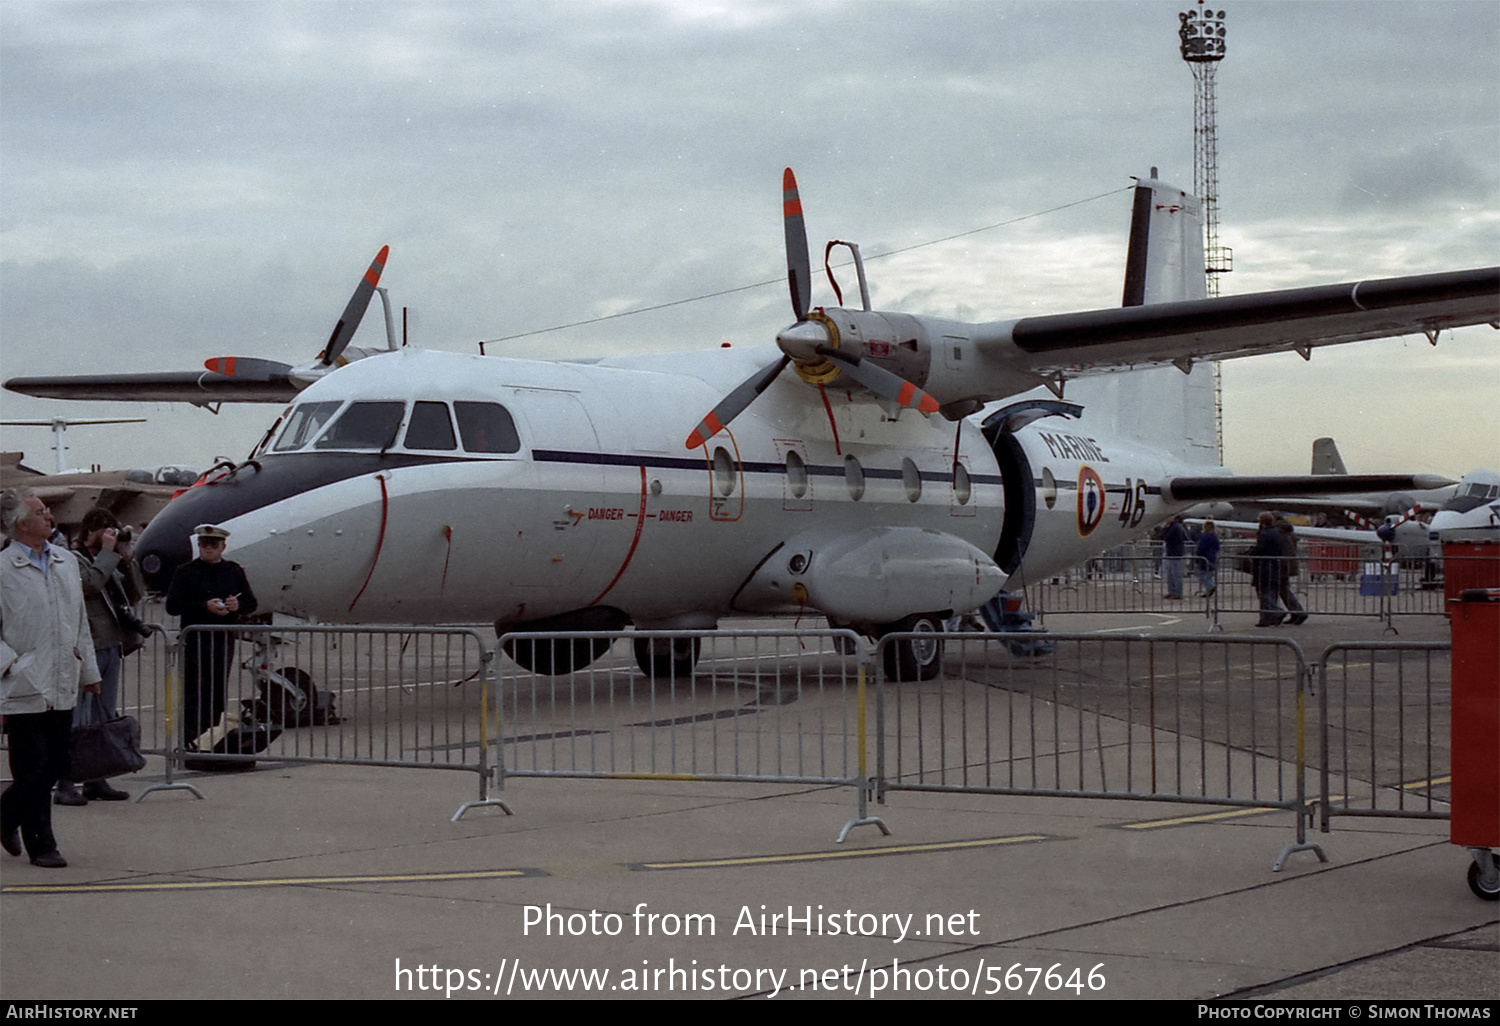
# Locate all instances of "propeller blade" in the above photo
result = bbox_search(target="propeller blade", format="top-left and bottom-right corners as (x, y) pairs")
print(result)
(783, 168), (811, 321)
(202, 357), (293, 382)
(815, 346), (940, 415)
(319, 245), (389, 366)
(684, 355), (791, 449)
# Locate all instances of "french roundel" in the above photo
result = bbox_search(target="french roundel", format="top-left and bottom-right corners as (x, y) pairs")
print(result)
(1076, 465), (1105, 538)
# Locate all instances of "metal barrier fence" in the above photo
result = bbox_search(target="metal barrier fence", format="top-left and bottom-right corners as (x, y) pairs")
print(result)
(1028, 552), (1495, 623)
(1316, 642), (1452, 830)
(146, 624), (501, 816)
(9, 616), (1453, 854)
(875, 631), (1310, 809)
(118, 620), (176, 759)
(873, 630), (1328, 868)
(493, 629), (881, 837)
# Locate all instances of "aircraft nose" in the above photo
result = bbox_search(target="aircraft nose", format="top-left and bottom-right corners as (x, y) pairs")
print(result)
(136, 463), (271, 592)
(136, 495), (198, 593)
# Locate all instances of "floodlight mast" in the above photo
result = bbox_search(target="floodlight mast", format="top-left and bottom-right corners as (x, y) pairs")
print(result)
(1179, 3), (1231, 295)
(1180, 2), (1231, 463)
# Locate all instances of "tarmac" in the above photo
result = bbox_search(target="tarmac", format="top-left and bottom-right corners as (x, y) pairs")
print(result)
(1, 608), (1495, 1002)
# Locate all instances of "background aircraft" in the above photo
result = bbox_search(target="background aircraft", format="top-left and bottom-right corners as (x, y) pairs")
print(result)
(1428, 469), (1500, 538)
(8, 169), (1493, 679)
(1219, 437), (1459, 525)
(0, 418), (201, 538)
(0, 451), (199, 540)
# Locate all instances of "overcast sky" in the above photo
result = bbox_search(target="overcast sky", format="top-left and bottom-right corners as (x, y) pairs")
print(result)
(1, 0), (1495, 479)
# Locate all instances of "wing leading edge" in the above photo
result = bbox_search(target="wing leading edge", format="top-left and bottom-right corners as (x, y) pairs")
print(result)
(998, 266), (1498, 376)
(1163, 473), (1458, 505)
(3, 371), (301, 406)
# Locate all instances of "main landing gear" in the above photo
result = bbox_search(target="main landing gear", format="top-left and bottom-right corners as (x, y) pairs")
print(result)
(633, 636), (703, 680)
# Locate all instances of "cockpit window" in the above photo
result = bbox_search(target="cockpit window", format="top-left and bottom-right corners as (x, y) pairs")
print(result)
(1445, 481), (1500, 514)
(404, 401), (457, 451)
(454, 402), (521, 454)
(273, 401), (344, 452)
(313, 401), (406, 450)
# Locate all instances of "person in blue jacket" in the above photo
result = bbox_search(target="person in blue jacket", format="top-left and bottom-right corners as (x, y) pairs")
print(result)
(1195, 519), (1221, 597)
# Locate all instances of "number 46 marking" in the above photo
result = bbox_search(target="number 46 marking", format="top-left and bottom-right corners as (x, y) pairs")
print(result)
(1117, 478), (1147, 529)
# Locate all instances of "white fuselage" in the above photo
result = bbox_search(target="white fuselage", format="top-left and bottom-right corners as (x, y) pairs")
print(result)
(139, 346), (1218, 630)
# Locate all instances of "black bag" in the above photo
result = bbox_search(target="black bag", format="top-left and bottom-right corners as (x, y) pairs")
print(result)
(69, 693), (147, 781)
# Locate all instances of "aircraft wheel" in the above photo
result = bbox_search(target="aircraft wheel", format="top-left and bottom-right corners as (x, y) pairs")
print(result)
(634, 636), (702, 680)
(1468, 852), (1500, 901)
(503, 635), (613, 675)
(247, 667), (317, 727)
(882, 614), (944, 682)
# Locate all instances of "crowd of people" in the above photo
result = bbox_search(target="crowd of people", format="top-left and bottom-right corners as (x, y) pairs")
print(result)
(2, 488), (254, 868)
(1153, 513), (1305, 627)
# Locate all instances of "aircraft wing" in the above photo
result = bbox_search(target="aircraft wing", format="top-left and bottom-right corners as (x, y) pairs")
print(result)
(1186, 518), (1383, 546)
(4, 246), (391, 409)
(993, 266), (1499, 377)
(2, 370), (300, 406)
(1162, 473), (1455, 505)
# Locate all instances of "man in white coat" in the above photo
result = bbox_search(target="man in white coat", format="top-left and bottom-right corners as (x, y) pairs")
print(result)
(1, 489), (102, 868)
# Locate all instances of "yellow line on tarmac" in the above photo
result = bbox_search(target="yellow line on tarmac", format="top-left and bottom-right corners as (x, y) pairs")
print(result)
(631, 835), (1052, 871)
(1402, 776), (1450, 790)
(3, 868), (532, 895)
(1120, 807), (1279, 830)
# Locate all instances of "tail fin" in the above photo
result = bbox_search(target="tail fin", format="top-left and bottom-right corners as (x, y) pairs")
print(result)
(1122, 170), (1207, 306)
(1311, 437), (1348, 475)
(1070, 170), (1215, 467)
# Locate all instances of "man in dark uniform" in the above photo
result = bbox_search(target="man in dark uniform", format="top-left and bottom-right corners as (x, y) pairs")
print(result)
(165, 524), (257, 749)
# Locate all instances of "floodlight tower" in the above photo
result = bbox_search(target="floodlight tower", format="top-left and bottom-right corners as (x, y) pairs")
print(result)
(1179, 3), (1231, 295)
(1179, 2), (1231, 462)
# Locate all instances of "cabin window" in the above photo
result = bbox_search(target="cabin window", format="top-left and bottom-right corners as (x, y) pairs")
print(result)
(273, 401), (343, 451)
(845, 455), (866, 501)
(902, 458), (922, 503)
(454, 402), (521, 453)
(405, 401), (457, 451)
(313, 401), (406, 450)
(712, 446), (737, 497)
(785, 450), (808, 499)
(953, 462), (972, 505)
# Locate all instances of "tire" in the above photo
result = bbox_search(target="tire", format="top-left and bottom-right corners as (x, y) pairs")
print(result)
(881, 614), (944, 682)
(634, 636), (701, 680)
(262, 667), (316, 726)
(1467, 852), (1500, 901)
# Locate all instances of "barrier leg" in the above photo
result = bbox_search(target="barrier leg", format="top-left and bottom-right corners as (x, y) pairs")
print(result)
(836, 656), (890, 842)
